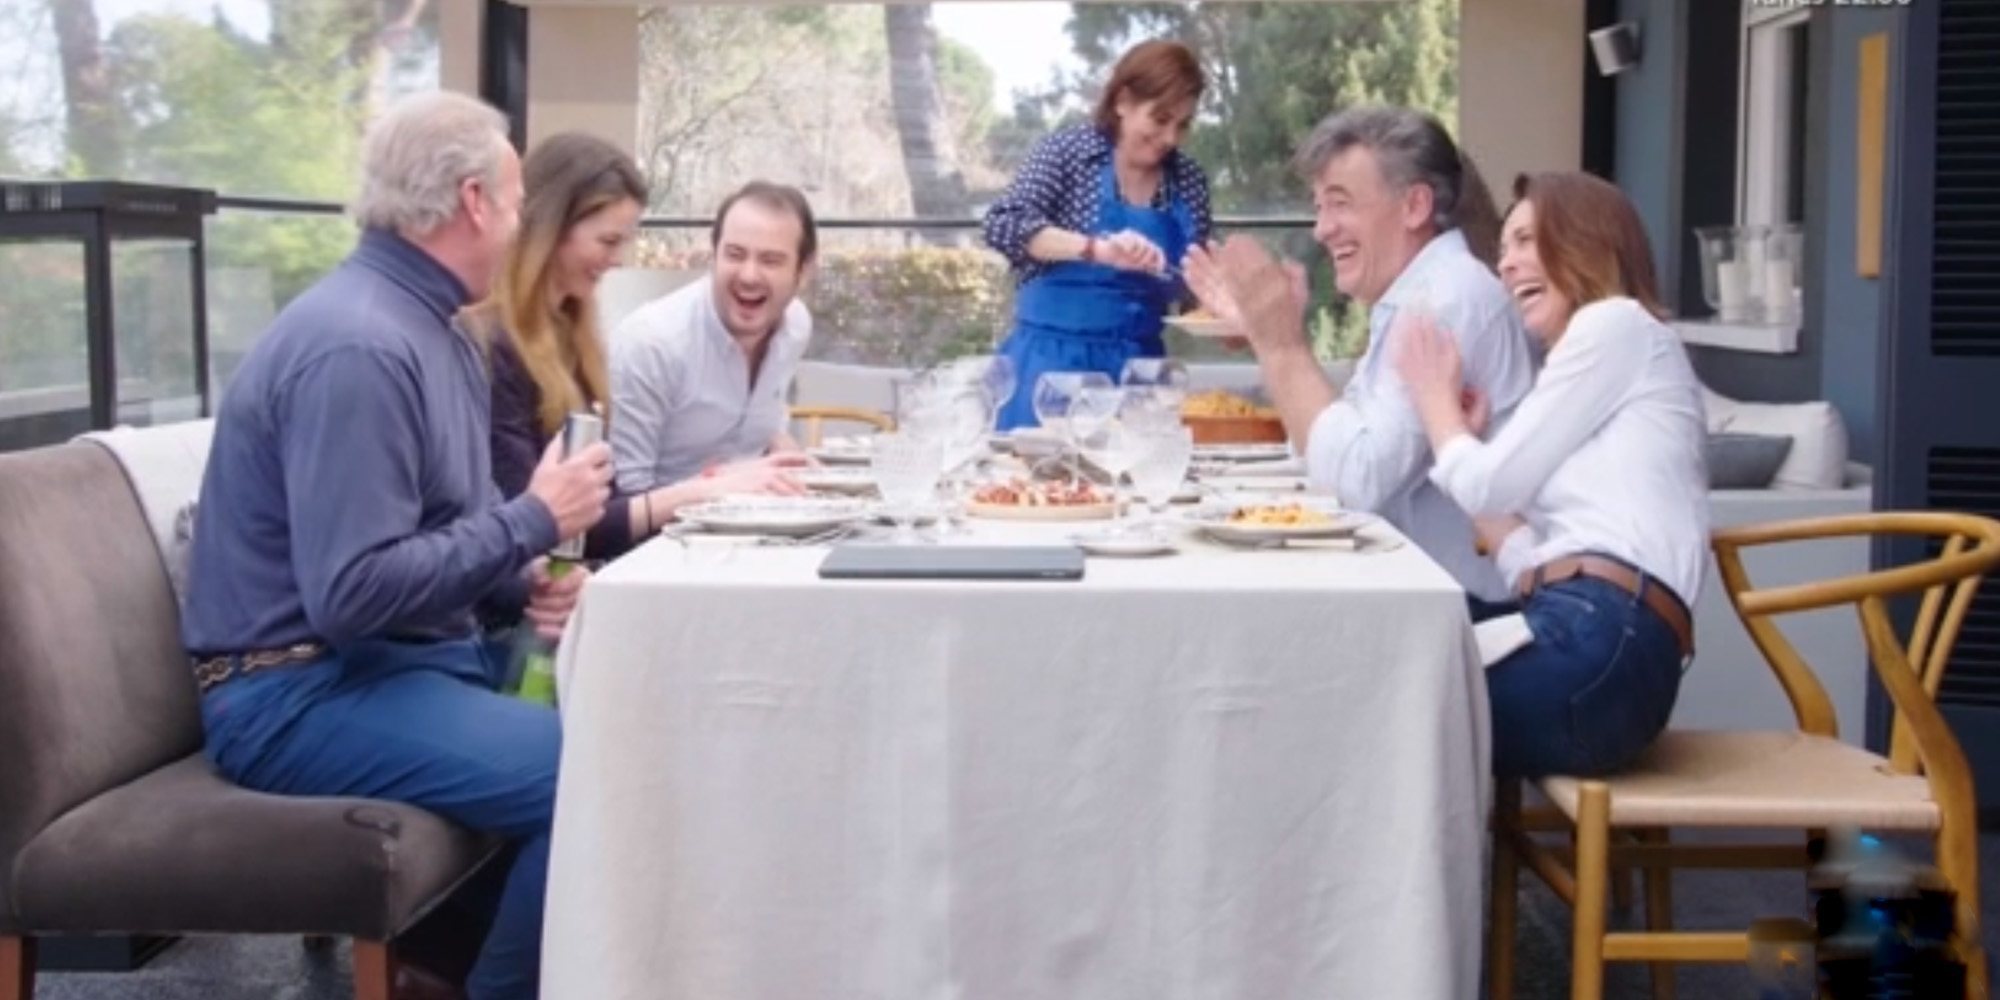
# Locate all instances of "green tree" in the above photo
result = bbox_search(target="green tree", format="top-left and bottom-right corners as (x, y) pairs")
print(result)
(1064, 0), (1457, 213)
(106, 13), (364, 305)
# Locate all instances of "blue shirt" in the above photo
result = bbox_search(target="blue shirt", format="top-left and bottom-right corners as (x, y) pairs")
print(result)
(983, 124), (1214, 286)
(181, 229), (560, 654)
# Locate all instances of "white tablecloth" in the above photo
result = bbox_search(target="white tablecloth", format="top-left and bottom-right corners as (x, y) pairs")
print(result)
(544, 520), (1489, 1000)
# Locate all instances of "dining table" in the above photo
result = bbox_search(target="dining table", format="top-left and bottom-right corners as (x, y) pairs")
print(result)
(542, 509), (1490, 1000)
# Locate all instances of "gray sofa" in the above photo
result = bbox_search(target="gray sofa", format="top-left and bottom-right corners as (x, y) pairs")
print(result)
(0, 438), (495, 1000)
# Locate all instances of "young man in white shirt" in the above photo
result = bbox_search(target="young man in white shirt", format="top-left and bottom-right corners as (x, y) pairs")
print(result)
(610, 181), (817, 493)
(1184, 106), (1536, 605)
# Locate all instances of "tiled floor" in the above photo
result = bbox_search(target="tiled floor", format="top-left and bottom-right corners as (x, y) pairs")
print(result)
(32, 833), (2000, 999)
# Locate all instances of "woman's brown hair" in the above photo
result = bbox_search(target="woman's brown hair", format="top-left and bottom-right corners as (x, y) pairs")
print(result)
(1509, 171), (1665, 318)
(1092, 39), (1205, 137)
(464, 132), (648, 435)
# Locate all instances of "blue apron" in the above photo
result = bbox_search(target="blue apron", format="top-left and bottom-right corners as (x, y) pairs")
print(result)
(995, 159), (1197, 430)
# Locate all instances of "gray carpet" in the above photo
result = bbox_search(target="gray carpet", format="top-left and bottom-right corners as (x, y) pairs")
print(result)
(31, 832), (2000, 998)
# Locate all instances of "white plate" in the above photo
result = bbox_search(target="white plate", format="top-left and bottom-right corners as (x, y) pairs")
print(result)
(1185, 502), (1366, 544)
(965, 499), (1118, 521)
(798, 467), (877, 494)
(1194, 442), (1293, 463)
(997, 427), (1068, 459)
(809, 437), (875, 466)
(676, 497), (869, 537)
(1166, 315), (1235, 338)
(1071, 531), (1178, 557)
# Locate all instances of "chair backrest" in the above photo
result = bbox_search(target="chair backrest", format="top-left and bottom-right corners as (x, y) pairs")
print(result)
(1713, 513), (2000, 838)
(789, 405), (895, 447)
(597, 267), (704, 332)
(0, 441), (201, 925)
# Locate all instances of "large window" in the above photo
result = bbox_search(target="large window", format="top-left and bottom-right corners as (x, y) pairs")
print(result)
(1738, 3), (1810, 227)
(634, 0), (1458, 366)
(0, 1), (442, 396)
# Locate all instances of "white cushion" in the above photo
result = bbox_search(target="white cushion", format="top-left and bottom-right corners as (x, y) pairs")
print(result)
(1701, 386), (1849, 490)
(78, 419), (216, 604)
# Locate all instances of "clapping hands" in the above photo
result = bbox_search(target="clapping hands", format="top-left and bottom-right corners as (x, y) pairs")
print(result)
(1181, 236), (1311, 354)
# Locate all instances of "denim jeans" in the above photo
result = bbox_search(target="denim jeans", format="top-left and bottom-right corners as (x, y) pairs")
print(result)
(1475, 575), (1686, 779)
(199, 636), (559, 1000)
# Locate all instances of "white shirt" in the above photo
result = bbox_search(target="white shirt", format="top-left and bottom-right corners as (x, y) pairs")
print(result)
(609, 276), (812, 492)
(1304, 230), (1536, 602)
(1430, 297), (1710, 605)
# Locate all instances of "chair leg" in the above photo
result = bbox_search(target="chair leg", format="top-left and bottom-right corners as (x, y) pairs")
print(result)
(1638, 827), (1675, 1000)
(1570, 782), (1611, 1000)
(1933, 826), (1986, 1000)
(352, 939), (394, 1000)
(1, 935), (33, 1000)
(1489, 779), (1521, 1000)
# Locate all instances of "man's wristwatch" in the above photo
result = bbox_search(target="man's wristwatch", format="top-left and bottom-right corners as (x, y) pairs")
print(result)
(1081, 235), (1098, 262)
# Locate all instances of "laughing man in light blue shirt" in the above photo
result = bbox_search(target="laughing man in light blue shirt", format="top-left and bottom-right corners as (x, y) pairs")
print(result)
(1185, 106), (1535, 604)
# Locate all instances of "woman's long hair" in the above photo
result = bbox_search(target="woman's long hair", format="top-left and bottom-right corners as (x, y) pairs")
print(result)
(466, 132), (648, 436)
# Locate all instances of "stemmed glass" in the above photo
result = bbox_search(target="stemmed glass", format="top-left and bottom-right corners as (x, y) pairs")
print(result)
(1120, 357), (1190, 408)
(1067, 384), (1125, 485)
(1127, 426), (1195, 538)
(1031, 371), (1113, 479)
(871, 431), (944, 545)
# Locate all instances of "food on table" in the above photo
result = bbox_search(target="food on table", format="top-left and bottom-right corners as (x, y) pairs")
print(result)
(1181, 389), (1278, 420)
(971, 478), (1109, 507)
(1226, 503), (1335, 527)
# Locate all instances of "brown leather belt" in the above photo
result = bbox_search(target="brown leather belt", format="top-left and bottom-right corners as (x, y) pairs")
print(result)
(1516, 554), (1693, 659)
(190, 641), (329, 694)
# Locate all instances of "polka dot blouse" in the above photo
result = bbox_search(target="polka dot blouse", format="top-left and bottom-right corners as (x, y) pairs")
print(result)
(982, 123), (1214, 287)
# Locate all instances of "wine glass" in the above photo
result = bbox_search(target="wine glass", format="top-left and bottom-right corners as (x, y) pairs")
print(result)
(1031, 371), (1113, 477)
(871, 432), (944, 545)
(1120, 356), (1190, 406)
(1079, 417), (1145, 528)
(1127, 426), (1195, 538)
(932, 382), (993, 536)
(981, 355), (1018, 431)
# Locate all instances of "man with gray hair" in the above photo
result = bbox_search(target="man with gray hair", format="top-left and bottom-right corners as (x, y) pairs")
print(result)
(181, 92), (610, 999)
(1185, 105), (1534, 604)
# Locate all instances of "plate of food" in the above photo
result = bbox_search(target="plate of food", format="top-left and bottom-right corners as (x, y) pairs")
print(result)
(1070, 530), (1178, 558)
(1165, 309), (1236, 338)
(1185, 500), (1366, 545)
(809, 435), (876, 466)
(797, 465), (877, 495)
(1180, 390), (1287, 445)
(964, 478), (1118, 521)
(1193, 441), (1294, 463)
(675, 496), (870, 537)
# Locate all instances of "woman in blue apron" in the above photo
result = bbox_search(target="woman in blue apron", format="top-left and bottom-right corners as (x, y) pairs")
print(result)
(981, 39), (1213, 430)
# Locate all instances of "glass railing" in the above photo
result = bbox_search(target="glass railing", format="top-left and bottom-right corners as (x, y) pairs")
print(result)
(200, 205), (1330, 393)
(0, 196), (1332, 453)
(0, 239), (92, 451)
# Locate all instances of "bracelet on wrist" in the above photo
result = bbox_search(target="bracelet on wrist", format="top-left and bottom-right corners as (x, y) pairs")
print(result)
(1081, 236), (1097, 263)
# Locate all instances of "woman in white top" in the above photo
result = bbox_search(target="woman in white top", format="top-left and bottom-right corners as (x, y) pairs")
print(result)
(1395, 170), (1708, 777)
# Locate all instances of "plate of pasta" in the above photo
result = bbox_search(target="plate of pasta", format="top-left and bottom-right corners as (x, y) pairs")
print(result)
(1186, 500), (1366, 544)
(1180, 389), (1287, 445)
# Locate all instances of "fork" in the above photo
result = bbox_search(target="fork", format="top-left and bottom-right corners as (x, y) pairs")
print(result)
(756, 523), (858, 547)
